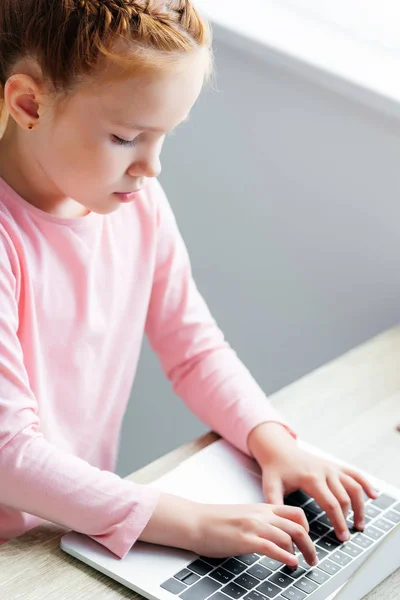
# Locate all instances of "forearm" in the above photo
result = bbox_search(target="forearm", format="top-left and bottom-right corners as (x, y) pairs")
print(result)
(138, 492), (200, 550)
(0, 431), (160, 559)
(247, 421), (297, 464)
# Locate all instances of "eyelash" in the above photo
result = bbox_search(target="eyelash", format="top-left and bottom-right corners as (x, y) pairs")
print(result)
(112, 135), (137, 148)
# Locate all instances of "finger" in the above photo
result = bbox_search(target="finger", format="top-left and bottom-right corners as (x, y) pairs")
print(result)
(263, 523), (295, 556)
(255, 537), (298, 568)
(327, 475), (352, 518)
(342, 467), (379, 499)
(273, 516), (318, 567)
(308, 482), (350, 543)
(263, 477), (284, 505)
(340, 473), (365, 531)
(273, 505), (309, 533)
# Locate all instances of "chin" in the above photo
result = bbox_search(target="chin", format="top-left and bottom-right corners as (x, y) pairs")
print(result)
(89, 202), (121, 216)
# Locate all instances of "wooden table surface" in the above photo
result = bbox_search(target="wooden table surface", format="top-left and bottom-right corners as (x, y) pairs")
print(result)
(1, 326), (399, 599)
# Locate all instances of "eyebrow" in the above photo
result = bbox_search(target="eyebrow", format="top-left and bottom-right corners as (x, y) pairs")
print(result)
(112, 114), (190, 132)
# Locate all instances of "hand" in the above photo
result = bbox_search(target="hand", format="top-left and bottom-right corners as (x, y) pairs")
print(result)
(139, 492), (317, 569)
(248, 422), (378, 543)
(193, 502), (317, 568)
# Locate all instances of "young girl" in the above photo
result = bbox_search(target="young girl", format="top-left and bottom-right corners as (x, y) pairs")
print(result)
(0, 0), (377, 568)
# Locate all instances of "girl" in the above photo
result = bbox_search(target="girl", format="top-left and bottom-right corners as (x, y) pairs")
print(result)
(0, 0), (377, 568)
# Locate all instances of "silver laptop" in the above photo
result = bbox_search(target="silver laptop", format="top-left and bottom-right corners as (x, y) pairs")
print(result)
(60, 439), (400, 600)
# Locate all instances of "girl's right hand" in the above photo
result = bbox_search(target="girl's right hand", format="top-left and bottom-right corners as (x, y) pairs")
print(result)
(139, 493), (317, 569)
(193, 502), (318, 568)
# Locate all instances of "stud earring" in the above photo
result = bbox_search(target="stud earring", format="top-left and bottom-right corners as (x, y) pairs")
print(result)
(28, 124), (34, 130)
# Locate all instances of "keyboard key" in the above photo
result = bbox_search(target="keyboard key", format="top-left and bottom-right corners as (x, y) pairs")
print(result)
(341, 542), (363, 558)
(235, 554), (260, 566)
(293, 577), (319, 594)
(248, 565), (273, 580)
(303, 507), (318, 522)
(281, 588), (307, 600)
(364, 504), (381, 519)
(364, 526), (385, 541)
(257, 580), (282, 597)
(221, 582), (247, 599)
(296, 555), (312, 571)
(188, 560), (213, 576)
(304, 500), (323, 515)
(210, 594), (232, 600)
(373, 518), (394, 533)
(210, 568), (235, 584)
(269, 573), (295, 588)
(318, 559), (342, 576)
(175, 569), (201, 584)
(385, 510), (400, 524)
(161, 578), (187, 594)
(223, 559), (248, 576)
(280, 566), (306, 580)
(352, 533), (374, 549)
(315, 514), (333, 527)
(180, 577), (221, 600)
(393, 502), (400, 514)
(259, 557), (283, 571)
(310, 521), (330, 537)
(305, 568), (330, 585)
(308, 532), (319, 542)
(200, 557), (227, 568)
(315, 547), (329, 562)
(235, 573), (260, 590)
(184, 573), (201, 586)
(330, 551), (352, 567)
(370, 494), (396, 510)
(316, 536), (341, 552)
(284, 490), (311, 507)
(245, 591), (270, 600)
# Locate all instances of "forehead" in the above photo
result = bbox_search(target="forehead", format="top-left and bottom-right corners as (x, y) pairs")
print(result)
(82, 51), (208, 130)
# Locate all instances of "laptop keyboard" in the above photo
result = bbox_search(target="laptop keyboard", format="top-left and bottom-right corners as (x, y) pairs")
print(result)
(160, 490), (400, 600)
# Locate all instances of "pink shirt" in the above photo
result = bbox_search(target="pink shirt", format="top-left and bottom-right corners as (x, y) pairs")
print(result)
(0, 175), (291, 559)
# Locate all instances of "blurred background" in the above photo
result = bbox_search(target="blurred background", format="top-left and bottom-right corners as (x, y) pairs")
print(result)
(116, 1), (400, 476)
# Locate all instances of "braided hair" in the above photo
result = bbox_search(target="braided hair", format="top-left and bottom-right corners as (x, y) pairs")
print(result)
(0, 0), (212, 130)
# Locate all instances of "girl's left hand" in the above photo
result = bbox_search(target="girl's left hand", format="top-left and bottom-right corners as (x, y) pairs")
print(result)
(248, 422), (379, 543)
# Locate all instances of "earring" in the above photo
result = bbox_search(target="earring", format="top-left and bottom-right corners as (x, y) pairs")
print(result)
(28, 124), (34, 130)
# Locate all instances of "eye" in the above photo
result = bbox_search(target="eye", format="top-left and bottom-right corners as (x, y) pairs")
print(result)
(112, 135), (137, 148)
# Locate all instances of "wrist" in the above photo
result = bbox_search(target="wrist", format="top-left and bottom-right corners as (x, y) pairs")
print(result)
(247, 421), (296, 464)
(139, 492), (201, 552)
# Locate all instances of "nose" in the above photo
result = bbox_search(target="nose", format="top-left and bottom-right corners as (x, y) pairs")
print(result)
(128, 153), (162, 179)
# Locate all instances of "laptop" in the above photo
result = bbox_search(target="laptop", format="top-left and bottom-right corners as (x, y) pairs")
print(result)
(60, 439), (400, 600)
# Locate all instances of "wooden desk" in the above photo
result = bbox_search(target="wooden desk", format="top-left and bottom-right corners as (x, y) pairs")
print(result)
(1, 327), (399, 599)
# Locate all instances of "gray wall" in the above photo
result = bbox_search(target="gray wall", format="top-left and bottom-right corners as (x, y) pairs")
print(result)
(116, 36), (400, 477)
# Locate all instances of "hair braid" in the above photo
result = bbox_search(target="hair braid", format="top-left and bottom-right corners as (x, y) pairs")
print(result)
(0, 0), (213, 132)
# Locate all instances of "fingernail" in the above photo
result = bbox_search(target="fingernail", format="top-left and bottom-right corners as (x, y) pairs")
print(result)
(339, 531), (350, 542)
(312, 557), (319, 567)
(357, 521), (365, 531)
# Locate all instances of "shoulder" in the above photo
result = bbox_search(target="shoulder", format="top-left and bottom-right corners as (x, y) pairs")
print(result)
(0, 202), (21, 297)
(0, 199), (21, 266)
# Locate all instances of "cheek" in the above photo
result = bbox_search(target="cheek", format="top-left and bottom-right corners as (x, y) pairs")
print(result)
(46, 124), (118, 183)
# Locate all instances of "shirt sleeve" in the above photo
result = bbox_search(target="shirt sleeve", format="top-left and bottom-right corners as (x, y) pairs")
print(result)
(0, 230), (160, 559)
(145, 180), (296, 456)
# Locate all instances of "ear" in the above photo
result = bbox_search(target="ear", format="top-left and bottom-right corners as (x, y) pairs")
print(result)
(3, 73), (44, 129)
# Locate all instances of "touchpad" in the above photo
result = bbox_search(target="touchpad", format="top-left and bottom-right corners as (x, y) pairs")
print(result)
(149, 439), (265, 505)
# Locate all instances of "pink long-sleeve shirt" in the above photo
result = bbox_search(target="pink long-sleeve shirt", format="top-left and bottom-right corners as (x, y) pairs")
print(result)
(0, 175), (291, 559)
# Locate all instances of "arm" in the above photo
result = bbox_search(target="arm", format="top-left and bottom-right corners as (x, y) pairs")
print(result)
(0, 233), (160, 559)
(145, 180), (294, 456)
